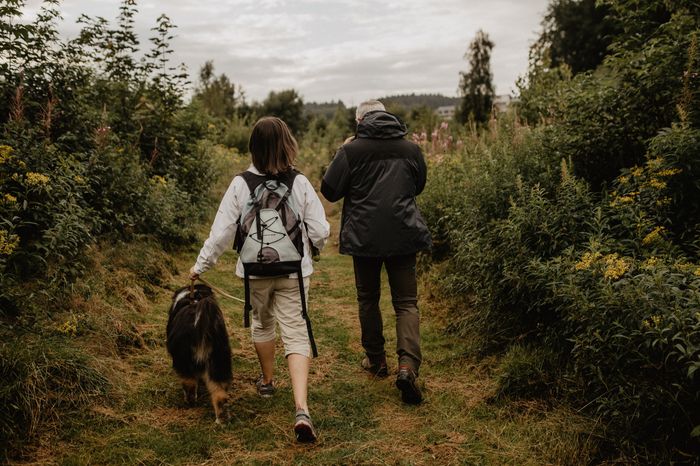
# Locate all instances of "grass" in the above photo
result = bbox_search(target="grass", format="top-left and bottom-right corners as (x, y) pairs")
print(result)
(7, 152), (599, 465)
(23, 235), (596, 465)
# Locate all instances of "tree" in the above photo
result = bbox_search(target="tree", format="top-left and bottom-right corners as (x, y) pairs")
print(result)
(531, 0), (618, 75)
(192, 61), (242, 120)
(457, 30), (494, 126)
(261, 89), (307, 136)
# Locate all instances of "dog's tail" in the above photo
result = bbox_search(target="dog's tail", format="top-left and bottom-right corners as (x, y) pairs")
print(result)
(195, 297), (233, 384)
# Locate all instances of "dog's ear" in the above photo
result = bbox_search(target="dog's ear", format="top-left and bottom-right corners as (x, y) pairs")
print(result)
(194, 284), (214, 300)
(172, 286), (188, 299)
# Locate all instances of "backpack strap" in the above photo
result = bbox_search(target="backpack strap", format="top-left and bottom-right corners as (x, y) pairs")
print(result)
(238, 168), (300, 194)
(243, 268), (252, 328)
(297, 264), (318, 358)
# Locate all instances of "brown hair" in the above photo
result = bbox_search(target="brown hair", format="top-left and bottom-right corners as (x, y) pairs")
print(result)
(248, 117), (298, 175)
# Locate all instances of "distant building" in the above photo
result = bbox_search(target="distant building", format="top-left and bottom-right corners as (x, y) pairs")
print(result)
(493, 95), (515, 113)
(435, 95), (517, 121)
(435, 105), (456, 120)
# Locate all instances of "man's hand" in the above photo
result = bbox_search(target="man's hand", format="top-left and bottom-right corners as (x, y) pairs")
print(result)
(343, 135), (355, 145)
(189, 266), (199, 281)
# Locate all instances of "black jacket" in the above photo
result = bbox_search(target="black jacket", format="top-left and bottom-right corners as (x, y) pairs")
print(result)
(321, 111), (432, 257)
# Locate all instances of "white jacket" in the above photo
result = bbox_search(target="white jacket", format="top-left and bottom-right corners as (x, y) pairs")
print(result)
(194, 165), (330, 278)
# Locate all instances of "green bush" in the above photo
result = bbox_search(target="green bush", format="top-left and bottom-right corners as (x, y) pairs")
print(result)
(516, 2), (698, 190)
(0, 2), (220, 457)
(494, 344), (559, 400)
(531, 250), (700, 444)
(0, 1), (217, 293)
(420, 3), (700, 457)
(0, 335), (109, 459)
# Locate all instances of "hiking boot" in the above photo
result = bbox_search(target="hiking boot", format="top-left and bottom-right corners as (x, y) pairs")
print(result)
(294, 409), (317, 443)
(255, 374), (276, 398)
(361, 356), (388, 378)
(396, 365), (422, 405)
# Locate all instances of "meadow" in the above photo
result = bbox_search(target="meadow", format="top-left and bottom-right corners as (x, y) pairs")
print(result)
(1, 0), (699, 464)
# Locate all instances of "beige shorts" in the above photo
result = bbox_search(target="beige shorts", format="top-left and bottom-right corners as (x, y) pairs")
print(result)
(248, 276), (311, 358)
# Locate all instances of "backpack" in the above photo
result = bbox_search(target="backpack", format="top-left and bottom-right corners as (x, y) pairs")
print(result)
(233, 169), (318, 357)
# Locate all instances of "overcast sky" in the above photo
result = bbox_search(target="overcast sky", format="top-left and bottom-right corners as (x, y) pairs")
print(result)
(22, 0), (550, 104)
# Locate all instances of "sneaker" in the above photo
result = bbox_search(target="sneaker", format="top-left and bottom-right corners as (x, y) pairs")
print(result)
(361, 356), (389, 378)
(294, 410), (317, 443)
(396, 365), (422, 405)
(255, 374), (276, 398)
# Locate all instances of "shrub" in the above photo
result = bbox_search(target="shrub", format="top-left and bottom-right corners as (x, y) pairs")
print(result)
(494, 344), (559, 400)
(0, 335), (109, 459)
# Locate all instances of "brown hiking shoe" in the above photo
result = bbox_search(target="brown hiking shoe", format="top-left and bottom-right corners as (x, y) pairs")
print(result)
(361, 356), (389, 378)
(396, 365), (422, 405)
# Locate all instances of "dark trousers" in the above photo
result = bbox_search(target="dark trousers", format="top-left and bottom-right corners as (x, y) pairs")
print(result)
(352, 253), (422, 373)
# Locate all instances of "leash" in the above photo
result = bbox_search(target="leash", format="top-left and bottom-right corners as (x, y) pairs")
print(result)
(191, 277), (245, 304)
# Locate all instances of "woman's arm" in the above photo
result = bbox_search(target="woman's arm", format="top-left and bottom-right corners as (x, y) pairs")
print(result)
(192, 177), (243, 276)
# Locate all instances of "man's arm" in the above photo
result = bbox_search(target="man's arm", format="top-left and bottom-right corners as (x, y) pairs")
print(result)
(321, 147), (351, 202)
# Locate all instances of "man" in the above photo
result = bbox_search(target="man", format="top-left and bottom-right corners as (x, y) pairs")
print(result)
(321, 100), (431, 404)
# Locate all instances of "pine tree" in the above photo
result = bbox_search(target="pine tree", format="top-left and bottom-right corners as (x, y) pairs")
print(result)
(457, 30), (494, 125)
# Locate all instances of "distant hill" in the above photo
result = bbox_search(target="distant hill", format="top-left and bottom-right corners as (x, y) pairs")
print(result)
(304, 100), (347, 120)
(379, 93), (460, 110)
(304, 93), (461, 120)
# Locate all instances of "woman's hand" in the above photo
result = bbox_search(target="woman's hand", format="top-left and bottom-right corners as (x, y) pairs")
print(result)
(189, 266), (199, 281)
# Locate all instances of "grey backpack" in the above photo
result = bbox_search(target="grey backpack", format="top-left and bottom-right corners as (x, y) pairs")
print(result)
(233, 169), (317, 357)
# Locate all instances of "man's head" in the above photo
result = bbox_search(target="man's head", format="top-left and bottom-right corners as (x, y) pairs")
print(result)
(356, 100), (385, 122)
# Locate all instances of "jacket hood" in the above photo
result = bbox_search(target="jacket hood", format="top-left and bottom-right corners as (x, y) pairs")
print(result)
(356, 111), (407, 139)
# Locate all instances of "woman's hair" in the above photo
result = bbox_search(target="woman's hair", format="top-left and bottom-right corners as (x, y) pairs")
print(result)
(248, 116), (298, 175)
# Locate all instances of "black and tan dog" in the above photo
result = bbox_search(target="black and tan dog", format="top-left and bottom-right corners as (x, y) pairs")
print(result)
(166, 284), (232, 423)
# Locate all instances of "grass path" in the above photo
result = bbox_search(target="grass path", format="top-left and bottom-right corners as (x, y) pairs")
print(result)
(41, 157), (591, 465)
(50, 243), (589, 465)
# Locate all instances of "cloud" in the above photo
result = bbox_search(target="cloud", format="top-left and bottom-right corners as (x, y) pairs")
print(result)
(21, 0), (549, 102)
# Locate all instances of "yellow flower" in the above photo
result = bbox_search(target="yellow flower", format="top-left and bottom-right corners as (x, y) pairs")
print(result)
(575, 251), (602, 271)
(656, 168), (682, 177)
(648, 178), (666, 190)
(642, 314), (662, 329)
(610, 195), (635, 207)
(603, 253), (629, 280)
(74, 175), (85, 184)
(694, 267), (700, 277)
(642, 257), (659, 270)
(0, 145), (13, 164)
(655, 197), (672, 207)
(3, 193), (17, 205)
(647, 157), (664, 170)
(676, 262), (695, 273)
(151, 175), (167, 186)
(630, 167), (644, 177)
(618, 175), (629, 185)
(25, 172), (50, 187)
(642, 226), (666, 246)
(56, 315), (79, 336)
(0, 230), (20, 256)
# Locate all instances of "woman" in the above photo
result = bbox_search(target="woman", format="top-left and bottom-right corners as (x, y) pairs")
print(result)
(189, 116), (330, 442)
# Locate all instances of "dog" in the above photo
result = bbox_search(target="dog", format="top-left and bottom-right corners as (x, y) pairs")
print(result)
(166, 284), (232, 423)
